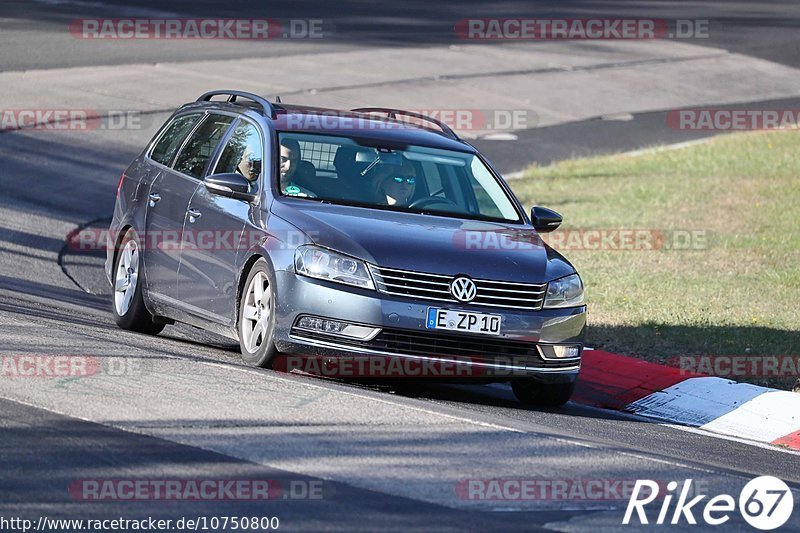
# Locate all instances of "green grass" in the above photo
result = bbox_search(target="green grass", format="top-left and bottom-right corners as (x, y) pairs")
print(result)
(509, 131), (800, 390)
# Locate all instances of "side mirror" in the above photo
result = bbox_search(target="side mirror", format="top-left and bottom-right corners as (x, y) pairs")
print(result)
(531, 206), (562, 233)
(204, 173), (258, 203)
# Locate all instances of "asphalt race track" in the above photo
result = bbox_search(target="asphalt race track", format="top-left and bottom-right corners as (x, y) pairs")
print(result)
(1, 1), (799, 531)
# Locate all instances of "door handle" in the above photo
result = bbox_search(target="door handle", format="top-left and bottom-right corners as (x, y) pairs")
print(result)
(188, 209), (202, 223)
(148, 193), (161, 207)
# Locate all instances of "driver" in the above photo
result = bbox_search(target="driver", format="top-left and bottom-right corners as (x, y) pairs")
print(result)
(374, 162), (417, 206)
(236, 148), (261, 182)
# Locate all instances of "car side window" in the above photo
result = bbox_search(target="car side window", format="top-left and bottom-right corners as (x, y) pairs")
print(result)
(213, 120), (263, 183)
(149, 113), (202, 166)
(173, 114), (235, 179)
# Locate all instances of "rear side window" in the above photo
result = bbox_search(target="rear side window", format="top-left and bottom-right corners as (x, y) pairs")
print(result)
(173, 114), (235, 179)
(150, 114), (202, 166)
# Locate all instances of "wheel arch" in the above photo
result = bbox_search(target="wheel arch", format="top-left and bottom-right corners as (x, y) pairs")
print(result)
(112, 225), (164, 320)
(235, 252), (278, 326)
(111, 224), (134, 282)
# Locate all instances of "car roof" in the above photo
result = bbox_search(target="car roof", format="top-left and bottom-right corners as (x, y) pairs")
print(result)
(179, 94), (478, 153)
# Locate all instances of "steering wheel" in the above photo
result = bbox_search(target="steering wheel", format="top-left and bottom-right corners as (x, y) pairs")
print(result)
(408, 196), (459, 209)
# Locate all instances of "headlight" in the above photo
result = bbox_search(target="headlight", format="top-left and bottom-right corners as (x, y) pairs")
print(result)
(543, 273), (584, 309)
(294, 245), (375, 290)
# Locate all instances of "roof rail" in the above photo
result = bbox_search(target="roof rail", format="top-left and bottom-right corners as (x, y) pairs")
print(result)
(197, 90), (276, 118)
(351, 107), (460, 141)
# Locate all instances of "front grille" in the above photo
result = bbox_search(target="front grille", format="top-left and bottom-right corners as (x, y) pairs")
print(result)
(290, 326), (579, 370)
(368, 265), (547, 310)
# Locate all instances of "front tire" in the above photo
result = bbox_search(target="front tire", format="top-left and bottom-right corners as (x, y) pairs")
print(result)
(112, 229), (165, 335)
(238, 259), (279, 367)
(511, 379), (576, 407)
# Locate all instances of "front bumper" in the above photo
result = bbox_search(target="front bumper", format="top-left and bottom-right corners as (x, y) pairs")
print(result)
(272, 271), (586, 382)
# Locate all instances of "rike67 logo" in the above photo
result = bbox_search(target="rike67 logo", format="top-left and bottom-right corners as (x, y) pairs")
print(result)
(624, 476), (794, 530)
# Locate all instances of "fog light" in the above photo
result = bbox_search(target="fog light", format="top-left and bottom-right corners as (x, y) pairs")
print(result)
(537, 344), (581, 360)
(298, 316), (326, 331)
(295, 316), (381, 341)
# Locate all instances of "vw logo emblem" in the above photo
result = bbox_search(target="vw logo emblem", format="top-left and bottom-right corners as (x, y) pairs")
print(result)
(450, 276), (477, 302)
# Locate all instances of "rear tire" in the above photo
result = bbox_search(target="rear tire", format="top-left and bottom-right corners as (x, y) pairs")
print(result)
(112, 229), (165, 335)
(238, 259), (279, 367)
(511, 379), (576, 407)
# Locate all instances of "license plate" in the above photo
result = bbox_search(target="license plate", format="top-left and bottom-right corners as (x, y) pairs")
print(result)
(426, 308), (502, 336)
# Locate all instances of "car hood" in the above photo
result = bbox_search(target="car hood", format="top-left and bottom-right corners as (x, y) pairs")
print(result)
(270, 199), (575, 283)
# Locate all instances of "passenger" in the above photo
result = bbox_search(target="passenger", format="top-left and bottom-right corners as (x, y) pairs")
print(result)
(280, 138), (316, 197)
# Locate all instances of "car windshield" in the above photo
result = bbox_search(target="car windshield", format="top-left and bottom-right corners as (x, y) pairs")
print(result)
(276, 132), (522, 223)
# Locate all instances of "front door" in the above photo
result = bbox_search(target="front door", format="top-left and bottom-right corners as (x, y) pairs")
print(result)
(177, 118), (265, 326)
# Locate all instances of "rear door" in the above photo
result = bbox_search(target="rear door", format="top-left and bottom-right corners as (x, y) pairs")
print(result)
(141, 112), (204, 300)
(177, 117), (265, 325)
(156, 113), (237, 311)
